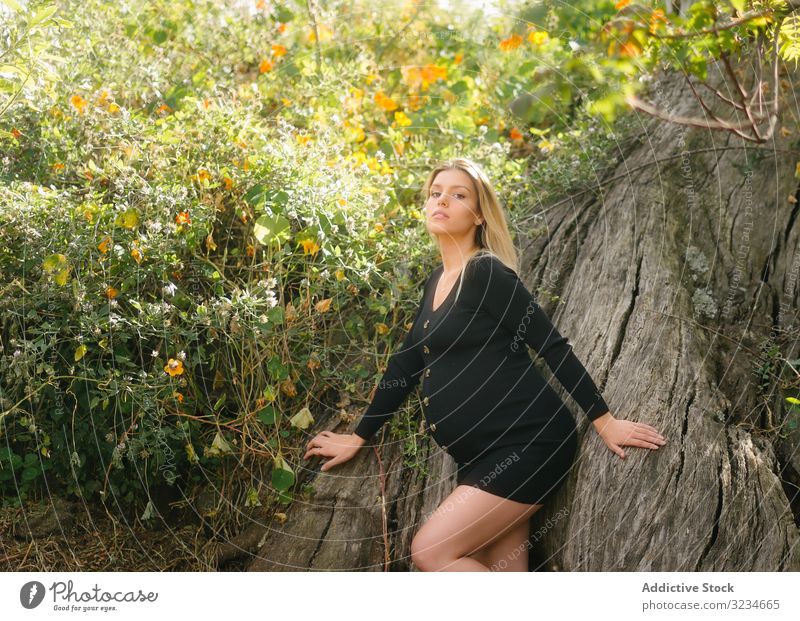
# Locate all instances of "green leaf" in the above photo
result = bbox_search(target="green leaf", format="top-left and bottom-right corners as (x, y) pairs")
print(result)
(29, 4), (57, 27)
(245, 486), (262, 508)
(289, 406), (314, 429)
(0, 0), (24, 13)
(271, 454), (295, 491)
(253, 214), (291, 246)
(204, 431), (233, 457)
(257, 405), (278, 425)
(42, 253), (67, 273)
(243, 184), (267, 207)
(140, 499), (156, 520)
(22, 467), (39, 482)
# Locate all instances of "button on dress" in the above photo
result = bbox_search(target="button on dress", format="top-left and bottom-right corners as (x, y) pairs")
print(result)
(353, 253), (610, 505)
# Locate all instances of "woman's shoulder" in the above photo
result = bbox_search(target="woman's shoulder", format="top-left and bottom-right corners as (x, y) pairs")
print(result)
(464, 251), (518, 282)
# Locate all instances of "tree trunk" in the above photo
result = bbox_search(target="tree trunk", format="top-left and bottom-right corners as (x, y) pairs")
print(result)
(231, 62), (800, 572)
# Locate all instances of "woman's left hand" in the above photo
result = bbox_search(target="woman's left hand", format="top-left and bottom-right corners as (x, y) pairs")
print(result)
(591, 412), (666, 459)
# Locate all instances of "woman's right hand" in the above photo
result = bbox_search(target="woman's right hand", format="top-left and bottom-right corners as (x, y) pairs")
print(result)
(303, 431), (366, 472)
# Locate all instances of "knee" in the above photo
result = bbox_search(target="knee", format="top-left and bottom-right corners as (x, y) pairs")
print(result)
(410, 534), (446, 572)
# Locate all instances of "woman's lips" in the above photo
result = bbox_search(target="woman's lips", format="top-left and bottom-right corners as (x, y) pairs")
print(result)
(432, 212), (449, 219)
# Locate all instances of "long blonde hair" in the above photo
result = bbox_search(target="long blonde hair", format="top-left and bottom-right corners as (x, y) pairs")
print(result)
(420, 158), (521, 302)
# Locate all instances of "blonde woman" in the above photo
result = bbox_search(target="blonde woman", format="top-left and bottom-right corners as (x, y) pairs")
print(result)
(304, 158), (666, 571)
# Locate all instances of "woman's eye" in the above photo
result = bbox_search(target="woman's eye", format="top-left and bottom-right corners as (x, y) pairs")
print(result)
(429, 192), (464, 199)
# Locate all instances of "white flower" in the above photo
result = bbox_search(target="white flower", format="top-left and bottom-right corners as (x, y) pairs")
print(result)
(163, 282), (177, 296)
(177, 350), (186, 361)
(151, 349), (159, 357)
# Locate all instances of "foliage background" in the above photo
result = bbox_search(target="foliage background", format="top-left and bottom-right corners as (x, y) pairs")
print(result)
(4, 0), (725, 526)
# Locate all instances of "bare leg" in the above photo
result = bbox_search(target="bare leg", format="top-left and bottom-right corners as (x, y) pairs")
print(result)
(410, 484), (543, 572)
(468, 517), (533, 571)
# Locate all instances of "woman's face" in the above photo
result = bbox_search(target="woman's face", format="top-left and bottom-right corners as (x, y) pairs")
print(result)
(425, 168), (482, 240)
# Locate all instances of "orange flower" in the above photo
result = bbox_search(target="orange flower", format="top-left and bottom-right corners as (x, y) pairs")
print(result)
(105, 286), (119, 299)
(499, 34), (523, 52)
(271, 44), (287, 57)
(11, 128), (22, 139)
(509, 128), (524, 141)
(259, 58), (273, 73)
(223, 176), (233, 190)
(131, 240), (143, 264)
(175, 210), (191, 225)
(70, 94), (87, 113)
(420, 64), (447, 90)
(98, 236), (112, 254)
(156, 103), (171, 115)
(277, 22), (287, 33)
(173, 391), (184, 402)
(195, 168), (211, 183)
(619, 40), (641, 57)
(374, 91), (398, 111)
(164, 359), (184, 376)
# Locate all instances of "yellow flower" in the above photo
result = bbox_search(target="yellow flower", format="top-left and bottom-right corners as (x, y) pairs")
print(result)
(105, 286), (119, 299)
(306, 23), (333, 43)
(164, 359), (184, 376)
(300, 239), (320, 255)
(394, 111), (412, 127)
(527, 31), (549, 46)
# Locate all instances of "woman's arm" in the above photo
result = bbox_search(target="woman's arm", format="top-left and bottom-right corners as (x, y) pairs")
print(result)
(471, 256), (611, 422)
(352, 278), (429, 443)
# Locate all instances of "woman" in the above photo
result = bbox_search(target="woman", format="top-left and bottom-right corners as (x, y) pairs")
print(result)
(304, 157), (666, 571)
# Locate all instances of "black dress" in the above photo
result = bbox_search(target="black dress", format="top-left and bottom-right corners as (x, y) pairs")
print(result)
(353, 252), (610, 505)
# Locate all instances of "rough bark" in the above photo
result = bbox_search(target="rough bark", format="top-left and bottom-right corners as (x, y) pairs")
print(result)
(233, 60), (800, 572)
